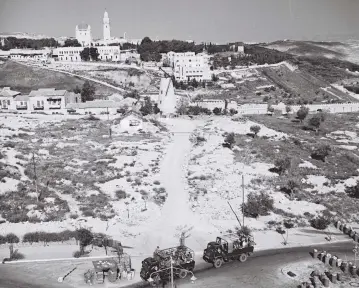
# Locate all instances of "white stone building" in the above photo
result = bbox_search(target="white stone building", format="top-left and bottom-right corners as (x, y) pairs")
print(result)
(52, 46), (120, 62)
(0, 87), (21, 110)
(76, 23), (92, 47)
(28, 88), (80, 112)
(158, 78), (177, 115)
(166, 51), (211, 82)
(8, 48), (50, 62)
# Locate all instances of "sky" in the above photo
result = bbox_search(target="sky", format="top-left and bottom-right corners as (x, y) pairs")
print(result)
(0, 0), (358, 43)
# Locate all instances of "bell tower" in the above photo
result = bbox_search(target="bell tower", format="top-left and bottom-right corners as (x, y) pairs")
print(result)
(103, 10), (111, 41)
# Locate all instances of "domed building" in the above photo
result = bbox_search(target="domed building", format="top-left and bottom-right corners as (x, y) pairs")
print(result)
(75, 23), (92, 47)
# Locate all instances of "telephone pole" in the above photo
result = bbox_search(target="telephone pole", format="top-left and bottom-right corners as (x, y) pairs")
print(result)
(32, 152), (39, 201)
(242, 174), (245, 228)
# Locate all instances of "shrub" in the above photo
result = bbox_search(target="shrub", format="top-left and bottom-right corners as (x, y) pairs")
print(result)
(3, 142), (16, 148)
(116, 190), (128, 199)
(236, 225), (252, 237)
(5, 233), (19, 244)
(10, 251), (25, 260)
(213, 107), (222, 115)
(223, 132), (235, 149)
(229, 108), (238, 115)
(310, 215), (331, 230)
(296, 106), (309, 122)
(311, 144), (331, 162)
(345, 180), (359, 198)
(242, 191), (274, 217)
(249, 125), (261, 137)
(153, 180), (160, 185)
(274, 157), (291, 175)
(73, 250), (82, 258)
(0, 235), (6, 244)
(285, 105), (291, 114)
(308, 114), (322, 132)
(77, 228), (93, 254)
(70, 213), (79, 219)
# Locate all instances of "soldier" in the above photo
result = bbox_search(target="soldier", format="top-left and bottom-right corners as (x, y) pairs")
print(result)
(154, 246), (160, 259)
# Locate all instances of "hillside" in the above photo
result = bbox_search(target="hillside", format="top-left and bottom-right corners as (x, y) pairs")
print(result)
(0, 60), (119, 96)
(264, 40), (359, 65)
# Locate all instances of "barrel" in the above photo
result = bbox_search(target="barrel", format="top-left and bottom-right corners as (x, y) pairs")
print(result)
(312, 249), (318, 259)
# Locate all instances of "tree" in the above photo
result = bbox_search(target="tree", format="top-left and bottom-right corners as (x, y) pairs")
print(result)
(274, 157), (291, 175)
(213, 107), (222, 115)
(345, 180), (359, 198)
(310, 215), (331, 230)
(139, 97), (153, 116)
(64, 39), (81, 47)
(191, 78), (198, 88)
(80, 48), (90, 61)
(89, 47), (99, 61)
(242, 191), (274, 217)
(124, 90), (140, 99)
(308, 114), (322, 133)
(153, 103), (161, 114)
(284, 179), (299, 200)
(311, 144), (331, 162)
(296, 106), (309, 123)
(76, 228), (93, 255)
(283, 220), (294, 245)
(235, 226), (252, 237)
(211, 74), (219, 82)
(224, 132), (235, 149)
(73, 86), (81, 94)
(250, 125), (261, 137)
(229, 108), (238, 115)
(81, 81), (95, 102)
(285, 105), (291, 114)
(176, 98), (188, 115)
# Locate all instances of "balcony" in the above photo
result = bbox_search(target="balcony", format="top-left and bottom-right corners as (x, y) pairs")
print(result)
(33, 106), (44, 110)
(16, 105), (28, 110)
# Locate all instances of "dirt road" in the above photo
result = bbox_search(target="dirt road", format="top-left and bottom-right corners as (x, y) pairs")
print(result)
(137, 119), (216, 254)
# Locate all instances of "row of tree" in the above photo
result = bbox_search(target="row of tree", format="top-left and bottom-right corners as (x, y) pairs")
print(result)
(0, 37), (59, 50)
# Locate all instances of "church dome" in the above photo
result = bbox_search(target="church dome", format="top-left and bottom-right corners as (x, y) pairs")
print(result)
(77, 23), (90, 30)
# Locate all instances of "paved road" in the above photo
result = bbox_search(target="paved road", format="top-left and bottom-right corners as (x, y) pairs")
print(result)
(0, 242), (353, 288)
(171, 242), (354, 288)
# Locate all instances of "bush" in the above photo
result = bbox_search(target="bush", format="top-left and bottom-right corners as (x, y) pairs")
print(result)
(213, 107), (222, 115)
(223, 132), (235, 149)
(229, 108), (238, 115)
(274, 157), (291, 175)
(242, 191), (274, 217)
(296, 106), (309, 122)
(0, 235), (6, 244)
(311, 144), (331, 162)
(249, 125), (261, 137)
(77, 228), (93, 253)
(23, 230), (77, 243)
(73, 250), (82, 258)
(10, 251), (25, 260)
(116, 190), (128, 199)
(5, 233), (19, 244)
(345, 180), (359, 198)
(236, 225), (252, 237)
(310, 215), (330, 230)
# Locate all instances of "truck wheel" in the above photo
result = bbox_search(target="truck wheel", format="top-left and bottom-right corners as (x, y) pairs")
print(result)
(239, 253), (248, 263)
(213, 258), (223, 268)
(179, 270), (188, 279)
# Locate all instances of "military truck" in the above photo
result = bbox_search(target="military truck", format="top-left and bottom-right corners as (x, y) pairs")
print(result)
(140, 246), (195, 285)
(203, 233), (255, 268)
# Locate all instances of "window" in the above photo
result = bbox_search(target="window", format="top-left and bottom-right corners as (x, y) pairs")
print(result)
(7, 100), (10, 105)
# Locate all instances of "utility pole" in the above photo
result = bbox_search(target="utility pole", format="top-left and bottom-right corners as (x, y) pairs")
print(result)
(242, 174), (245, 228)
(32, 152), (39, 201)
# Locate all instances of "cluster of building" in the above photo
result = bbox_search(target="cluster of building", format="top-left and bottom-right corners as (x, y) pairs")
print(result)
(0, 87), (80, 112)
(164, 51), (211, 82)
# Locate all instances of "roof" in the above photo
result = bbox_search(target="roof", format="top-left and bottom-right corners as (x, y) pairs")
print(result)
(119, 97), (138, 107)
(29, 88), (67, 97)
(0, 87), (21, 97)
(66, 100), (121, 109)
(119, 109), (143, 120)
(14, 95), (29, 101)
(77, 23), (90, 30)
